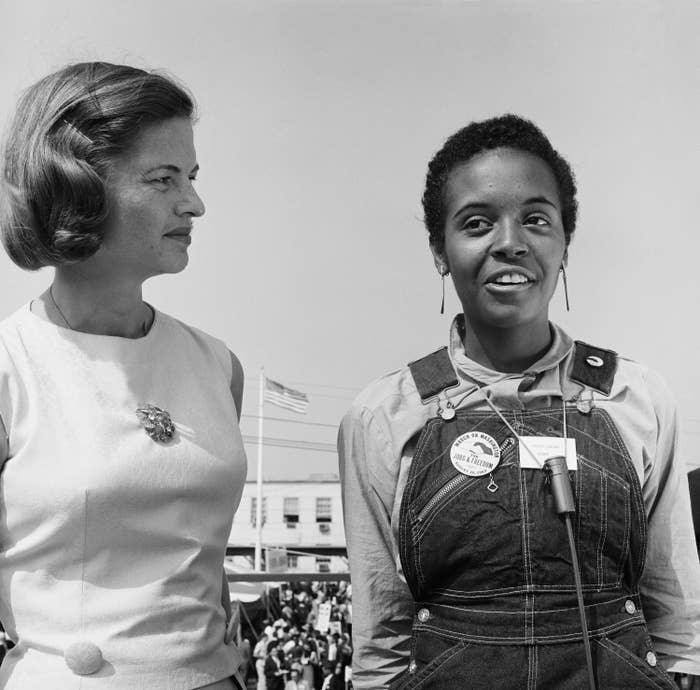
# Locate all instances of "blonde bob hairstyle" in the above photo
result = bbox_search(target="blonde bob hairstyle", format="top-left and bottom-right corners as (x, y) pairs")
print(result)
(0, 62), (195, 270)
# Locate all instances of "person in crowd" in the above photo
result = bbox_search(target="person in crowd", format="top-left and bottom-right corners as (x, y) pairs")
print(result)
(339, 114), (700, 688)
(0, 62), (246, 689)
(285, 666), (310, 690)
(264, 644), (288, 690)
(321, 663), (346, 690)
(300, 639), (318, 688)
(254, 631), (271, 690)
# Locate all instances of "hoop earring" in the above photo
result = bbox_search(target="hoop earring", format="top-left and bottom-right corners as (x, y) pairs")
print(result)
(440, 267), (448, 314)
(560, 265), (570, 312)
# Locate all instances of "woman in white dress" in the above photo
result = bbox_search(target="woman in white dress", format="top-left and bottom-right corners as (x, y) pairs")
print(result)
(0, 62), (247, 689)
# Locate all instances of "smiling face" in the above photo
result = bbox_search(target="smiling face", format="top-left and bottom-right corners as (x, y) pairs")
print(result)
(432, 147), (566, 333)
(93, 116), (205, 281)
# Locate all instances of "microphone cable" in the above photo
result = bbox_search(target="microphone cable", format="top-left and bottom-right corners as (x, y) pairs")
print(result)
(544, 455), (596, 690)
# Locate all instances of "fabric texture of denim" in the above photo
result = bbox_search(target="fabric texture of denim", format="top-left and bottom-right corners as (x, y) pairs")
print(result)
(391, 402), (674, 688)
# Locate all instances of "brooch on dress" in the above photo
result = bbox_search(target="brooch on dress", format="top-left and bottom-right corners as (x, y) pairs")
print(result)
(136, 404), (175, 443)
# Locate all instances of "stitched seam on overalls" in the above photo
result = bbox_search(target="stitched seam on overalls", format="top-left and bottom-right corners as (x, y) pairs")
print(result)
(417, 617), (643, 644)
(598, 409), (647, 578)
(587, 408), (647, 580)
(416, 619), (640, 643)
(429, 593), (635, 615)
(617, 479), (631, 583)
(606, 471), (632, 585)
(431, 582), (619, 596)
(599, 470), (608, 588)
(520, 469), (533, 588)
(595, 638), (674, 689)
(575, 455), (631, 589)
(399, 641), (466, 690)
(528, 643), (537, 690)
(411, 504), (426, 593)
(402, 421), (444, 599)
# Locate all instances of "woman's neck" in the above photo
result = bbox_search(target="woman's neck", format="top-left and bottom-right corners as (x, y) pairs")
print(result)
(40, 269), (152, 338)
(461, 317), (553, 373)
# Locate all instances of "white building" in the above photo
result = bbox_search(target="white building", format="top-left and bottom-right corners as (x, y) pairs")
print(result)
(228, 479), (347, 573)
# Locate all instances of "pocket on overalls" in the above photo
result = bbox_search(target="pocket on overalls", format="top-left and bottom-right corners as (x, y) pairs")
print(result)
(575, 457), (632, 588)
(412, 470), (482, 540)
(389, 632), (469, 690)
(595, 625), (677, 689)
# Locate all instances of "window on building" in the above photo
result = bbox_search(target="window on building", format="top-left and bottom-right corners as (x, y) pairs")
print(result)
(250, 497), (267, 527)
(316, 497), (332, 523)
(316, 556), (331, 573)
(287, 554), (298, 569)
(283, 497), (299, 527)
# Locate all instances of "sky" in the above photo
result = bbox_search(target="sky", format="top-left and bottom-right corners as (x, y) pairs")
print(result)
(1, 0), (699, 476)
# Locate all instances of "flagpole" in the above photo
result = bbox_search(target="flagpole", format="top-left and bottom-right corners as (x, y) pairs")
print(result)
(254, 367), (264, 571)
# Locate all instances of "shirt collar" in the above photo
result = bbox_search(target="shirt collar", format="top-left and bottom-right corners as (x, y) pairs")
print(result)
(448, 314), (574, 386)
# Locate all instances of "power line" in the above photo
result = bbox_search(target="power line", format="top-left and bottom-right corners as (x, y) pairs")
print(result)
(241, 414), (338, 429)
(241, 434), (337, 454)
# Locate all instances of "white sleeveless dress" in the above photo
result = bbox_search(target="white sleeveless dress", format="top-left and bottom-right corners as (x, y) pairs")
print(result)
(0, 305), (247, 689)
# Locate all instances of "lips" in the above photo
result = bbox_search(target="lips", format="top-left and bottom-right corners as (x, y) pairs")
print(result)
(164, 227), (192, 238)
(484, 267), (536, 286)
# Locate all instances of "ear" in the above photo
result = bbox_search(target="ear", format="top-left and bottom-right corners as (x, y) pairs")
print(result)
(429, 242), (449, 275)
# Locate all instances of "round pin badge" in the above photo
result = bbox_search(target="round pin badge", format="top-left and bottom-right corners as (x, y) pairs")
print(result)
(450, 431), (501, 477)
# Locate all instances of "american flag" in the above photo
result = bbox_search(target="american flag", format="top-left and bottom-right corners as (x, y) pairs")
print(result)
(264, 378), (309, 414)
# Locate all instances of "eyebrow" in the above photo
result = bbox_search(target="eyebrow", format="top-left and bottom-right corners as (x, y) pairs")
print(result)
(451, 195), (558, 220)
(522, 195), (558, 208)
(144, 163), (199, 175)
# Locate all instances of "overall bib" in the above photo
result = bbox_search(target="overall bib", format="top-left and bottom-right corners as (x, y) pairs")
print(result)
(391, 344), (676, 690)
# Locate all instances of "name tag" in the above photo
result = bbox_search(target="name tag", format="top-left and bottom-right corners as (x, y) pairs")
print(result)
(518, 436), (578, 470)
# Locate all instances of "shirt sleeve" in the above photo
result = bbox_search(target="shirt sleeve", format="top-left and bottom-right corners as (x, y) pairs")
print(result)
(338, 403), (413, 689)
(639, 368), (700, 675)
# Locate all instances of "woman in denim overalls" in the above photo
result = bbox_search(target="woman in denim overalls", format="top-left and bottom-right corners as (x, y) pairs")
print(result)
(339, 115), (700, 689)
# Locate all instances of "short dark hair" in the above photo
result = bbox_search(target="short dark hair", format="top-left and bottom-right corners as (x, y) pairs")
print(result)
(0, 61), (195, 270)
(422, 114), (578, 253)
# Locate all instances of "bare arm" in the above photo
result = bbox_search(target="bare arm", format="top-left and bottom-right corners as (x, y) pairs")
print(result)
(0, 412), (7, 466)
(222, 350), (244, 627)
(228, 350), (244, 422)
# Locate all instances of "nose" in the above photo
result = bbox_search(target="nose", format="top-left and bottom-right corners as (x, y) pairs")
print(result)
(176, 182), (206, 218)
(491, 218), (528, 259)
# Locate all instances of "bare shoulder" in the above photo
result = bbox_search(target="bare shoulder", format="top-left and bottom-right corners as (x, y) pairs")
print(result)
(228, 350), (244, 420)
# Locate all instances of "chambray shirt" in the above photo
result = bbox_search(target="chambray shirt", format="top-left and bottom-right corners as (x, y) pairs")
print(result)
(338, 319), (700, 689)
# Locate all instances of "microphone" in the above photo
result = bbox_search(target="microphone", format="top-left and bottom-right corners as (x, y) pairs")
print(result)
(544, 455), (575, 514)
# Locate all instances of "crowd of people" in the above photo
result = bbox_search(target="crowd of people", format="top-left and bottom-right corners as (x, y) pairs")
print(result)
(241, 582), (353, 690)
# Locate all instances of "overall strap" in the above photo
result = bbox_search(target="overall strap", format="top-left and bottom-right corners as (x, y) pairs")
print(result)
(408, 346), (459, 402)
(570, 340), (618, 396)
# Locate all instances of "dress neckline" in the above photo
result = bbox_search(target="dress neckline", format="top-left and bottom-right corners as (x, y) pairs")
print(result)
(24, 300), (160, 343)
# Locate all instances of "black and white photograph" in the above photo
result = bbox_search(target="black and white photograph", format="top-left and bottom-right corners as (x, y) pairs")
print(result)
(0, 1), (698, 688)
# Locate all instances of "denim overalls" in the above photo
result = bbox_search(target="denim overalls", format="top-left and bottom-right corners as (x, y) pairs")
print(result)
(390, 343), (676, 689)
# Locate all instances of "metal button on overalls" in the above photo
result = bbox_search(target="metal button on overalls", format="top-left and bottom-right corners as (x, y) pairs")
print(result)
(417, 608), (430, 622)
(408, 660), (418, 674)
(646, 651), (658, 667)
(624, 599), (636, 614)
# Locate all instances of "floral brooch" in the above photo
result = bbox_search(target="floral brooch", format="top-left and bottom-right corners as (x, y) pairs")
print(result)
(136, 404), (175, 443)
